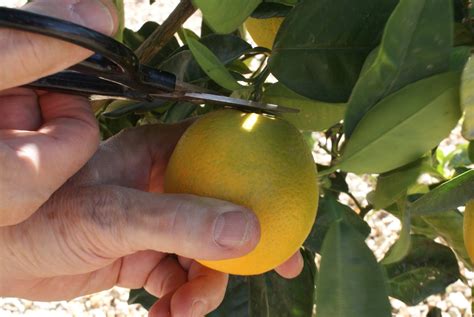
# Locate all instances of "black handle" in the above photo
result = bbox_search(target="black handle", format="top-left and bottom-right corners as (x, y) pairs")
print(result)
(0, 7), (177, 97)
(0, 7), (140, 77)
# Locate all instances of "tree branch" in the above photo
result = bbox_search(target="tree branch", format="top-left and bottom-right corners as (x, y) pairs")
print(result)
(135, 0), (197, 64)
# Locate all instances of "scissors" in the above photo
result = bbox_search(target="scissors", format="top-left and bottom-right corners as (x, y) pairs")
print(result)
(0, 7), (298, 115)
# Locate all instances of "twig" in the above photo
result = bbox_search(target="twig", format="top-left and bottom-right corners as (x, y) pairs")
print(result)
(135, 0), (197, 64)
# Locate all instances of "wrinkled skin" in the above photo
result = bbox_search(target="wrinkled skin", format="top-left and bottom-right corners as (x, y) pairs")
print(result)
(0, 122), (304, 316)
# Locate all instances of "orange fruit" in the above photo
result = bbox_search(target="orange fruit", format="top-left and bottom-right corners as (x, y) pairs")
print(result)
(463, 200), (474, 264)
(245, 17), (284, 49)
(164, 109), (318, 275)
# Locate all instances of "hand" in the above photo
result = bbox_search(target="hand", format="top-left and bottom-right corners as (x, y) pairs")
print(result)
(0, 0), (118, 225)
(0, 122), (304, 316)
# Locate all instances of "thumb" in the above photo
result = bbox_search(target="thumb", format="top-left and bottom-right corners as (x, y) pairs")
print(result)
(0, 0), (118, 91)
(48, 185), (261, 272)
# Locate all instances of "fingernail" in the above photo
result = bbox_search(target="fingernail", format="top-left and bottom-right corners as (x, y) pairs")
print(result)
(191, 300), (206, 317)
(70, 0), (115, 35)
(213, 211), (256, 248)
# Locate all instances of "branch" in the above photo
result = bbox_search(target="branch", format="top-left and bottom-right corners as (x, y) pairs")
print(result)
(135, 0), (197, 64)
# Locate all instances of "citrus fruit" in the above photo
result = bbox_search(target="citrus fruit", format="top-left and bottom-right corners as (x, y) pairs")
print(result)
(164, 109), (319, 275)
(463, 199), (474, 264)
(245, 17), (284, 49)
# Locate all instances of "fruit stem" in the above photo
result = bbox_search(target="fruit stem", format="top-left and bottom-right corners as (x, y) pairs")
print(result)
(135, 0), (196, 64)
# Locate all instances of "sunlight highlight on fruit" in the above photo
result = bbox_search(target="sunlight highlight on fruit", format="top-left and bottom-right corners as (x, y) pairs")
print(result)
(242, 113), (259, 131)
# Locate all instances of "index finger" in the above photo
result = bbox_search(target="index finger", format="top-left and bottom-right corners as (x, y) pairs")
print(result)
(0, 0), (117, 91)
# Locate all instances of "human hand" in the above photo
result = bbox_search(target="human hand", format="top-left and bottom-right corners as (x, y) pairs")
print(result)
(0, 122), (304, 316)
(0, 0), (118, 225)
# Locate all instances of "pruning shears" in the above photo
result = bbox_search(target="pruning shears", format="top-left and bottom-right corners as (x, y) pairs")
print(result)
(0, 7), (298, 115)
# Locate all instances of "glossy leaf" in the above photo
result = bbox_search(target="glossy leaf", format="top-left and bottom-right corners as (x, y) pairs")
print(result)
(193, 0), (262, 34)
(249, 249), (316, 317)
(344, 0), (453, 136)
(381, 202), (411, 265)
(335, 72), (461, 174)
(462, 56), (474, 140)
(179, 34), (252, 65)
(410, 169), (474, 216)
(449, 46), (471, 72)
(304, 195), (370, 254)
(421, 210), (474, 271)
(262, 83), (346, 132)
(102, 99), (169, 118)
(162, 102), (197, 123)
(384, 235), (460, 305)
(469, 141), (474, 162)
(112, 0), (125, 42)
(269, 0), (398, 102)
(128, 288), (157, 310)
(251, 2), (293, 18)
(160, 35), (250, 84)
(316, 220), (391, 317)
(371, 159), (424, 209)
(207, 276), (250, 317)
(386, 200), (474, 270)
(185, 34), (242, 90)
(123, 22), (180, 65)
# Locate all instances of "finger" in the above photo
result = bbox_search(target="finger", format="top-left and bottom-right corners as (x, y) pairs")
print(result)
(178, 257), (193, 271)
(5, 185), (261, 277)
(113, 188), (261, 261)
(0, 88), (41, 130)
(73, 121), (196, 191)
(148, 292), (173, 317)
(0, 93), (99, 225)
(143, 255), (188, 298)
(170, 263), (228, 317)
(274, 250), (304, 279)
(0, 0), (118, 90)
(114, 250), (166, 290)
(1, 259), (123, 301)
(81, 185), (260, 261)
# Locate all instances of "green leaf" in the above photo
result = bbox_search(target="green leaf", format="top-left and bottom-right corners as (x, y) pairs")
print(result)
(162, 102), (197, 123)
(249, 249), (316, 317)
(381, 202), (412, 264)
(112, 0), (125, 42)
(180, 34), (252, 65)
(102, 99), (169, 118)
(335, 72), (462, 174)
(269, 0), (398, 102)
(410, 169), (474, 216)
(371, 159), (424, 209)
(251, 2), (293, 18)
(387, 200), (474, 270)
(160, 35), (251, 84)
(427, 307), (443, 317)
(421, 210), (474, 271)
(316, 220), (391, 317)
(262, 83), (346, 132)
(384, 235), (460, 306)
(449, 46), (471, 72)
(344, 0), (453, 136)
(128, 288), (157, 310)
(192, 0), (262, 34)
(184, 33), (244, 91)
(207, 276), (250, 317)
(123, 22), (180, 65)
(462, 55), (474, 140)
(469, 141), (474, 162)
(304, 195), (370, 254)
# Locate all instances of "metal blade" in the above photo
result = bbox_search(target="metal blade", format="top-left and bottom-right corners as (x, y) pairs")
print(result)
(149, 91), (299, 114)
